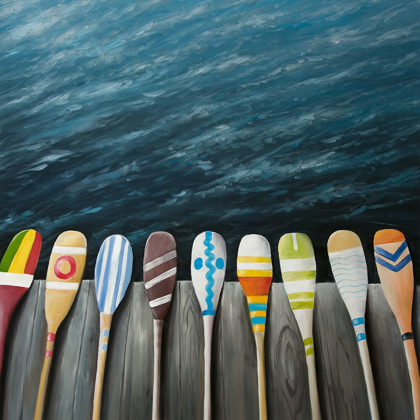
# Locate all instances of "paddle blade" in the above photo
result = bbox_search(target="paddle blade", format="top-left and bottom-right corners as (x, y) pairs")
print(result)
(374, 229), (414, 332)
(327, 230), (367, 320)
(95, 235), (133, 315)
(143, 232), (177, 320)
(191, 231), (226, 316)
(279, 232), (317, 357)
(45, 231), (87, 331)
(0, 230), (42, 274)
(0, 229), (42, 288)
(237, 234), (272, 333)
(279, 232), (316, 309)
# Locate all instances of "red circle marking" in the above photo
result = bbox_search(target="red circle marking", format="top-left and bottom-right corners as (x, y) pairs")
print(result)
(54, 255), (77, 280)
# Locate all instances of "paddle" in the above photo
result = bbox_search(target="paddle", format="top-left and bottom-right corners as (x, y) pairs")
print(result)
(237, 234), (272, 420)
(34, 231), (87, 420)
(92, 234), (133, 420)
(143, 232), (177, 420)
(327, 230), (379, 420)
(191, 231), (226, 420)
(278, 233), (321, 420)
(0, 229), (42, 379)
(374, 229), (420, 419)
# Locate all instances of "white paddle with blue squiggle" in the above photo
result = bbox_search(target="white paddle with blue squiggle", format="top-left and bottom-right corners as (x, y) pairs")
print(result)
(327, 230), (379, 420)
(191, 231), (226, 420)
(93, 235), (133, 420)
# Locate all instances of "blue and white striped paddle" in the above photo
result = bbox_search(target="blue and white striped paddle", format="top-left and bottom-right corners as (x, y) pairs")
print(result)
(93, 235), (133, 420)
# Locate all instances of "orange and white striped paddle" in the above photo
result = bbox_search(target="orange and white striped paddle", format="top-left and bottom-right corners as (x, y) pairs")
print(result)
(237, 234), (273, 420)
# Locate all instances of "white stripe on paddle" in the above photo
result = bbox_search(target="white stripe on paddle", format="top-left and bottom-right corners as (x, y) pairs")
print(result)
(149, 294), (172, 308)
(280, 257), (316, 272)
(328, 246), (364, 258)
(52, 246), (86, 255)
(103, 235), (122, 313)
(115, 240), (130, 308)
(0, 272), (33, 288)
(236, 262), (272, 270)
(46, 282), (79, 290)
(144, 251), (176, 272)
(145, 267), (177, 290)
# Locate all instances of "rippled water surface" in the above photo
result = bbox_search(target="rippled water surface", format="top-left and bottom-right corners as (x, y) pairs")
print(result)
(1, 0), (419, 280)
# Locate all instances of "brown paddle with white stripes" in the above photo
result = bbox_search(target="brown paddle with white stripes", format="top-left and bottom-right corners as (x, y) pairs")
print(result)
(143, 232), (177, 420)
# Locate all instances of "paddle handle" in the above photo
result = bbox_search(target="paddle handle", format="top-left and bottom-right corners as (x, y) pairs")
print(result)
(305, 348), (321, 420)
(34, 331), (56, 420)
(0, 310), (12, 379)
(357, 337), (379, 420)
(152, 319), (164, 420)
(93, 313), (113, 420)
(254, 332), (267, 420)
(403, 338), (420, 420)
(203, 315), (214, 420)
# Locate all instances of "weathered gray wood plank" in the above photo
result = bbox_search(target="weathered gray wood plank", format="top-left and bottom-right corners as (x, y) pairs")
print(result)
(1, 281), (419, 420)
(213, 282), (259, 420)
(101, 284), (133, 420)
(119, 282), (154, 420)
(45, 280), (91, 420)
(160, 281), (181, 420)
(178, 281), (204, 420)
(267, 284), (312, 420)
(315, 283), (371, 420)
(367, 285), (415, 420)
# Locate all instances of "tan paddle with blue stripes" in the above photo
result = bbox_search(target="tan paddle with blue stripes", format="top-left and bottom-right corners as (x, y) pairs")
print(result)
(328, 230), (379, 420)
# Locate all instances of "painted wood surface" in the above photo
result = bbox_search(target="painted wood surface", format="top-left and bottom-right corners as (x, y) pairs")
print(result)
(93, 235), (133, 420)
(237, 234), (273, 420)
(0, 230), (42, 379)
(328, 230), (379, 420)
(191, 231), (226, 420)
(1, 281), (419, 420)
(374, 229), (420, 419)
(143, 232), (177, 420)
(34, 231), (87, 420)
(278, 233), (321, 420)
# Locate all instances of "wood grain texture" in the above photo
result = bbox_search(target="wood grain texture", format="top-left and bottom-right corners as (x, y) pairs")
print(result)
(1, 281), (419, 420)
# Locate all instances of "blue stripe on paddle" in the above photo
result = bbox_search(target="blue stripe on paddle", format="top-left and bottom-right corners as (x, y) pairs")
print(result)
(352, 317), (365, 326)
(109, 238), (127, 313)
(375, 254), (411, 272)
(374, 241), (407, 262)
(251, 316), (266, 325)
(248, 303), (267, 311)
(203, 309), (215, 316)
(97, 235), (116, 312)
(357, 333), (366, 342)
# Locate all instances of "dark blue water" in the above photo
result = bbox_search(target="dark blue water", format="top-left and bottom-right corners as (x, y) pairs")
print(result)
(1, 0), (419, 281)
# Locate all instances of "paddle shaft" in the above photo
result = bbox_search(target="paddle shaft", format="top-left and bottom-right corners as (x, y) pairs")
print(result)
(403, 338), (420, 419)
(254, 332), (267, 420)
(0, 285), (29, 379)
(34, 328), (57, 420)
(305, 350), (321, 420)
(93, 313), (113, 420)
(0, 310), (13, 380)
(356, 336), (379, 420)
(203, 315), (214, 420)
(152, 319), (164, 420)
